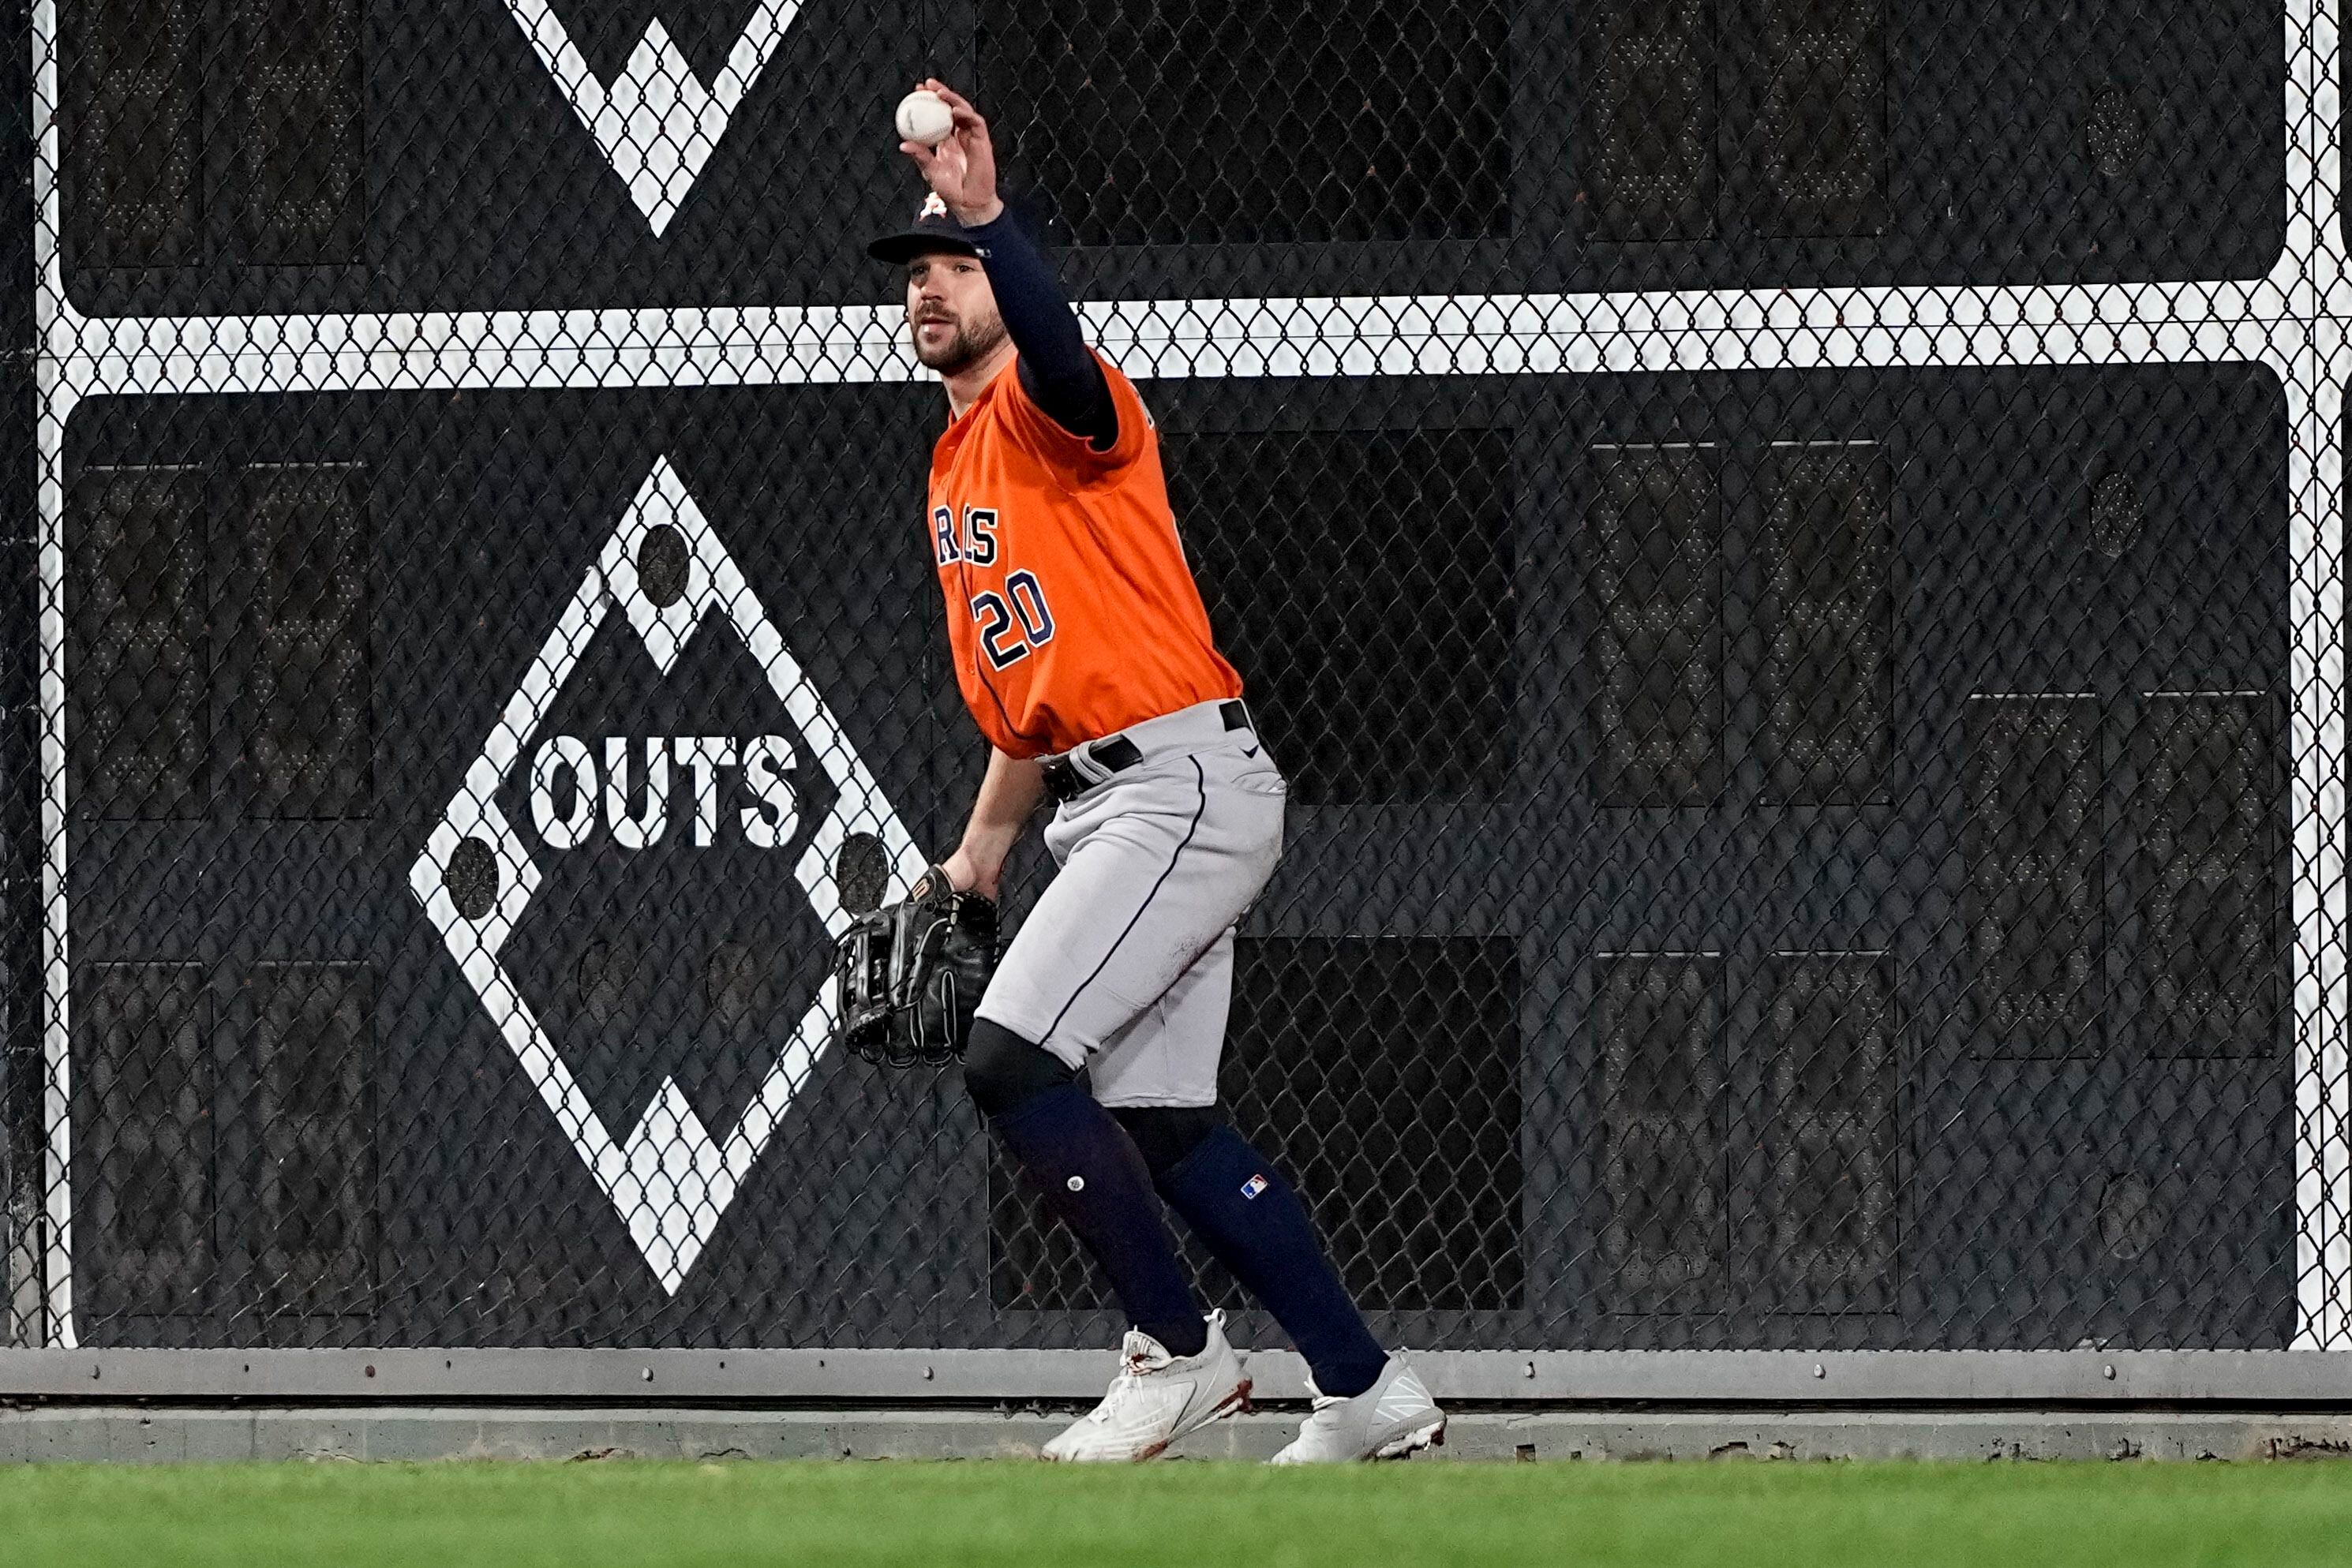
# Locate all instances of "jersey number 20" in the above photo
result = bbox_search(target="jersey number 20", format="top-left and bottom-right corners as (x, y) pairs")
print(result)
(973, 571), (1055, 668)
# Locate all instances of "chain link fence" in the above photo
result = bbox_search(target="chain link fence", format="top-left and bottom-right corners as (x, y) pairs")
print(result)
(2, 0), (2346, 1368)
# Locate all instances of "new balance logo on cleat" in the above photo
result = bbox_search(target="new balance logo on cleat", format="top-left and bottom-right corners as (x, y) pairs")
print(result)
(1268, 1355), (1446, 1465)
(1041, 1311), (1252, 1462)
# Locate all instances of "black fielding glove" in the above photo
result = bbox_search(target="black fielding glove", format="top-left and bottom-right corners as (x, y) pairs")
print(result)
(833, 863), (999, 1068)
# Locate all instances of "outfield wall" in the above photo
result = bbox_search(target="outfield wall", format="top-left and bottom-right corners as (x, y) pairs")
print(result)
(2, 0), (2349, 1390)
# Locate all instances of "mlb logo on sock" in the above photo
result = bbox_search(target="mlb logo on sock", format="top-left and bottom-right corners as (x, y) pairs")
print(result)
(1241, 1174), (1269, 1200)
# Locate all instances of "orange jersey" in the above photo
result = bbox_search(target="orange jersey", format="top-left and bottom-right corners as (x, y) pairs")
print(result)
(926, 353), (1242, 758)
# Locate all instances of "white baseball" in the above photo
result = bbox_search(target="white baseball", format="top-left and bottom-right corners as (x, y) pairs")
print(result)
(895, 89), (954, 148)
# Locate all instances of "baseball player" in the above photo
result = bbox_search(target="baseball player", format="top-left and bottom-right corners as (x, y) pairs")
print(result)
(867, 81), (1446, 1463)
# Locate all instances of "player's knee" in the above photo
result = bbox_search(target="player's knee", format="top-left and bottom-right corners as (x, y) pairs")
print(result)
(1110, 1105), (1223, 1179)
(961, 1019), (1077, 1120)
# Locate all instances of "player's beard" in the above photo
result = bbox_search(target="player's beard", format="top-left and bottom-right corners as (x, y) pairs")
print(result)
(912, 308), (1009, 376)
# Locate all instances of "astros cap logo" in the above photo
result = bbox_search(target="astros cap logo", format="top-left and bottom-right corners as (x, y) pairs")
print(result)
(919, 191), (949, 220)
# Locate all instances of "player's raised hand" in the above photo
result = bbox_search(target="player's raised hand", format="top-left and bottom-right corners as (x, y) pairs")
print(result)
(900, 79), (1005, 227)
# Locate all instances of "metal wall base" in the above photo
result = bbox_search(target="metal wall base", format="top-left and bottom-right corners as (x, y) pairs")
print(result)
(6, 1406), (2352, 1465)
(6, 1348), (2352, 1403)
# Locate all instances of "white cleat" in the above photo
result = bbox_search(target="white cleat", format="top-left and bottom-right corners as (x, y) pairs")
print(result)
(1268, 1355), (1446, 1464)
(1041, 1311), (1252, 1463)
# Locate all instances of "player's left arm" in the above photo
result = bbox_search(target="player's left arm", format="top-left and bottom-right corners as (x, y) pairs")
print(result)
(901, 80), (1117, 450)
(940, 745), (1046, 900)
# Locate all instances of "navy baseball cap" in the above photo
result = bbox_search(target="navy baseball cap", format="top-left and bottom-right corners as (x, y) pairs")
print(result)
(867, 191), (987, 264)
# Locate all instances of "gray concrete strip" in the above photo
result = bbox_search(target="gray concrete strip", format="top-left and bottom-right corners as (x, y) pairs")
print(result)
(8, 1407), (2352, 1464)
(266, 1416), (377, 1464)
(178, 1413), (259, 1465)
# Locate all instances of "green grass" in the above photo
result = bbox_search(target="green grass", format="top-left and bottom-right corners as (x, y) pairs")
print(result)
(3, 1458), (2349, 1567)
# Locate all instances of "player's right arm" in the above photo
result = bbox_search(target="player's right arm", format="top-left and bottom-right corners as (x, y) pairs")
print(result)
(942, 745), (1046, 900)
(900, 80), (1116, 448)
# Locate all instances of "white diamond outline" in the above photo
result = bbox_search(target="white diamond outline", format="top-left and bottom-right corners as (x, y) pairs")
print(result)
(504, 0), (803, 238)
(406, 455), (930, 1291)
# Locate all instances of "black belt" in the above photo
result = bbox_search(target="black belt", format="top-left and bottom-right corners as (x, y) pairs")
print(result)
(1040, 700), (1253, 806)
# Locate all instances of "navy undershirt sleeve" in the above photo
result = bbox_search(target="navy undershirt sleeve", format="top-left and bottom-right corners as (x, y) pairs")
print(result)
(965, 211), (1118, 450)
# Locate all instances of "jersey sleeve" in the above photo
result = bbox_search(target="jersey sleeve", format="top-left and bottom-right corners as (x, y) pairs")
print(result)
(1000, 351), (1154, 488)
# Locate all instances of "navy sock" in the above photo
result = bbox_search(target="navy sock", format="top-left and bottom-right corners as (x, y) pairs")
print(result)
(1154, 1125), (1388, 1398)
(990, 1084), (1207, 1357)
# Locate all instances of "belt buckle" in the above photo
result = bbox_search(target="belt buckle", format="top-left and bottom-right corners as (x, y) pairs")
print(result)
(1045, 732), (1143, 806)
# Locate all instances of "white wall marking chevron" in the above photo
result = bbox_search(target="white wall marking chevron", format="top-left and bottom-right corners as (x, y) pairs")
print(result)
(504, 0), (801, 236)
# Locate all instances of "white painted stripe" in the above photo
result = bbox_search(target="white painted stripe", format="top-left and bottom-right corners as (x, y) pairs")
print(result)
(26, 290), (2316, 397)
(31, 0), (69, 1350)
(2298, 314), (2349, 1349)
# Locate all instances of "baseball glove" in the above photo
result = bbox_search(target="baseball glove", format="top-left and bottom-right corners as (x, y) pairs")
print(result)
(833, 864), (999, 1068)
